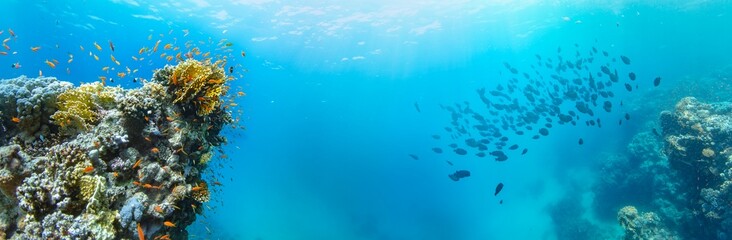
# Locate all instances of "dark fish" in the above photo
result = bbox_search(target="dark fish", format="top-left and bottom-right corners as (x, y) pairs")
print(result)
(629, 72), (636, 80)
(521, 148), (528, 155)
(454, 148), (467, 155)
(408, 154), (419, 160)
(539, 128), (549, 136)
(625, 113), (630, 120)
(446, 160), (453, 166)
(532, 135), (540, 140)
(448, 143), (458, 148)
(652, 128), (660, 137)
(516, 131), (524, 135)
(229, 66), (234, 73)
(444, 127), (452, 132)
(476, 152), (486, 157)
(494, 183), (504, 196)
(490, 151), (508, 161)
(619, 119), (622, 125)
(500, 200), (503, 204)
(620, 55), (631, 65)
(624, 83), (632, 92)
(448, 170), (471, 181)
(431, 135), (440, 139)
(654, 77), (661, 86)
(414, 102), (421, 112)
(508, 144), (519, 150)
(432, 147), (443, 154)
(603, 101), (612, 113)
(578, 138), (584, 145)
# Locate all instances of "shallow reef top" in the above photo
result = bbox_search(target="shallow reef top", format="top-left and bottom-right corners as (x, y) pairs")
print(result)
(0, 59), (235, 240)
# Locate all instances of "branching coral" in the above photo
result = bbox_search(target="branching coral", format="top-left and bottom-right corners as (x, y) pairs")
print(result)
(168, 59), (227, 116)
(51, 83), (119, 134)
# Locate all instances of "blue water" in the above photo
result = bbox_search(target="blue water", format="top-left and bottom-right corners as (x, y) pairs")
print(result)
(3, 1), (732, 239)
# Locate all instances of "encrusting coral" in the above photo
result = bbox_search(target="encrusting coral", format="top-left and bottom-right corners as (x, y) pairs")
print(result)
(0, 58), (238, 239)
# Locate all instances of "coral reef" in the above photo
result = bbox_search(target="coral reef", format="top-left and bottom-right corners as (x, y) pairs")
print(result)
(617, 206), (676, 239)
(0, 58), (235, 239)
(648, 97), (732, 238)
(0, 76), (72, 143)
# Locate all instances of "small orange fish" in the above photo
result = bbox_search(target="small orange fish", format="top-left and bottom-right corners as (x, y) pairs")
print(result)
(93, 54), (99, 61)
(165, 116), (174, 122)
(138, 47), (145, 55)
(117, 72), (126, 78)
(99, 76), (107, 86)
(110, 54), (117, 63)
(163, 221), (175, 227)
(79, 45), (85, 51)
(241, 50), (246, 57)
(166, 56), (173, 62)
(102, 66), (109, 71)
(94, 41), (102, 51)
(152, 40), (161, 52)
(0, 51), (6, 55)
(151, 147), (160, 154)
(163, 43), (172, 50)
(8, 28), (15, 37)
(67, 58), (73, 63)
(137, 223), (145, 240)
(11, 117), (20, 123)
(112, 171), (119, 177)
(132, 158), (142, 169)
(31, 46), (41, 52)
(108, 40), (115, 51)
(83, 166), (94, 173)
(132, 56), (139, 61)
(144, 137), (151, 142)
(237, 91), (246, 96)
(44, 60), (55, 68)
(154, 205), (163, 213)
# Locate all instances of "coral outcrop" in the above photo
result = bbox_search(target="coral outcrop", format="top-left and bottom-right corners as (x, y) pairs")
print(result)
(653, 97), (732, 238)
(0, 58), (236, 239)
(617, 206), (675, 240)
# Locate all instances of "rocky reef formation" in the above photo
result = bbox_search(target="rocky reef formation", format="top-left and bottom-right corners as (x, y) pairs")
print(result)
(0, 59), (234, 239)
(655, 96), (732, 239)
(617, 205), (675, 240)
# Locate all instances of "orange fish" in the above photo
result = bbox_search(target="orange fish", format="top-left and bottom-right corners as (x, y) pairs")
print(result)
(163, 221), (175, 227)
(163, 43), (172, 50)
(151, 147), (160, 154)
(137, 223), (145, 240)
(83, 166), (94, 173)
(30, 46), (41, 52)
(93, 54), (99, 61)
(11, 117), (20, 123)
(102, 66), (110, 71)
(166, 56), (173, 62)
(237, 91), (246, 96)
(108, 40), (115, 51)
(138, 47), (145, 55)
(117, 72), (126, 78)
(132, 158), (142, 169)
(94, 41), (102, 51)
(110, 54), (117, 63)
(152, 40), (161, 52)
(0, 51), (6, 55)
(99, 76), (107, 86)
(8, 28), (15, 37)
(132, 56), (139, 61)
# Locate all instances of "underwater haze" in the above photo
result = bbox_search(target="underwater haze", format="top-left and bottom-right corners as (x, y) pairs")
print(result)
(2, 0), (732, 239)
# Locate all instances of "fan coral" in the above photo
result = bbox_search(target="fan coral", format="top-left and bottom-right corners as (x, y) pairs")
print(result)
(168, 59), (227, 116)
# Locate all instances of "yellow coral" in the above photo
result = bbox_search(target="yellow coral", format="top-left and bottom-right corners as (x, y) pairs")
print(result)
(199, 151), (212, 165)
(169, 59), (227, 116)
(51, 83), (119, 133)
(79, 175), (105, 202)
(703, 148), (715, 158)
